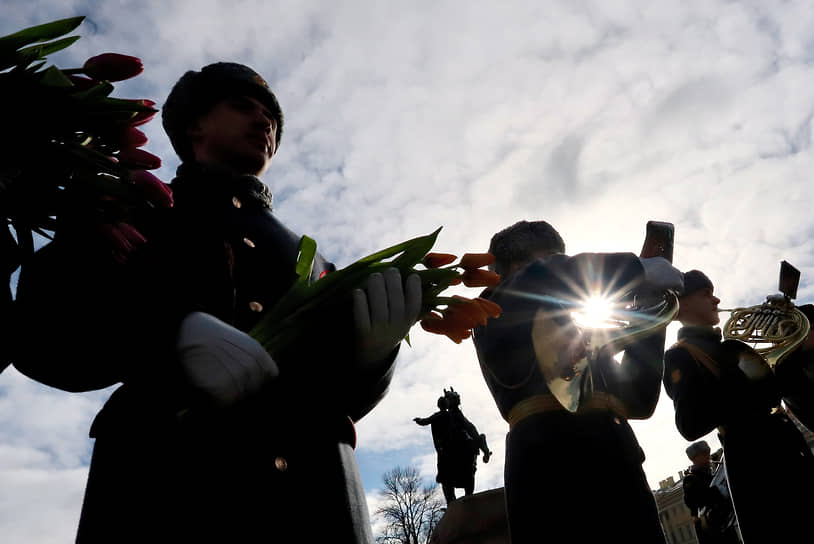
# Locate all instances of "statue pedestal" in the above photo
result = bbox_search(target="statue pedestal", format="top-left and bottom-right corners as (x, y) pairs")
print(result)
(430, 487), (509, 544)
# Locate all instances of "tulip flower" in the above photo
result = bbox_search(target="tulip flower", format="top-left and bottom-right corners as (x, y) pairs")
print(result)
(83, 53), (144, 82)
(452, 296), (490, 326)
(128, 99), (157, 127)
(130, 170), (173, 208)
(461, 268), (501, 288)
(459, 253), (495, 270)
(423, 253), (457, 268)
(420, 313), (471, 344)
(117, 147), (161, 169)
(111, 126), (148, 149)
(474, 297), (502, 319)
(100, 222), (146, 264)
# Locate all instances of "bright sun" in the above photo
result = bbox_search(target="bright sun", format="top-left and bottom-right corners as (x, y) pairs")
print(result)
(572, 296), (615, 329)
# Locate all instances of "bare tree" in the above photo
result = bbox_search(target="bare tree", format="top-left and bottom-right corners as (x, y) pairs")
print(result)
(375, 465), (446, 544)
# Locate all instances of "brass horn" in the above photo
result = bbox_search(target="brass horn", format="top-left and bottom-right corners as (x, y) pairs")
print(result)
(721, 261), (810, 370)
(533, 220), (680, 412)
(532, 291), (679, 412)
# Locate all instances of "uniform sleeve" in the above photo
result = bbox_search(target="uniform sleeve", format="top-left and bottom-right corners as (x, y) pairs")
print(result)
(602, 327), (666, 419)
(12, 211), (187, 392)
(663, 347), (725, 440)
(682, 475), (703, 516)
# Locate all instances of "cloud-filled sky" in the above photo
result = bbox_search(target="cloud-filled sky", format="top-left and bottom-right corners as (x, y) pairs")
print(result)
(5, 0), (814, 541)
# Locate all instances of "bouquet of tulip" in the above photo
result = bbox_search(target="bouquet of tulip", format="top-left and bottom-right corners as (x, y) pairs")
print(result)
(1, 16), (168, 372)
(249, 228), (502, 358)
(0, 16), (169, 263)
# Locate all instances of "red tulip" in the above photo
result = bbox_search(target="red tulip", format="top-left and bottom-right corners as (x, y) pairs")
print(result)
(83, 53), (144, 82)
(474, 297), (502, 319)
(117, 147), (161, 169)
(423, 253), (457, 268)
(112, 126), (148, 149)
(420, 313), (471, 344)
(459, 253), (495, 270)
(461, 269), (501, 288)
(130, 170), (173, 208)
(128, 99), (157, 127)
(100, 222), (146, 264)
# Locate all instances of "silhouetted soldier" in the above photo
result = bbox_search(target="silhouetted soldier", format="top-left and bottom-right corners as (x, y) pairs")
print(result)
(415, 387), (491, 504)
(682, 441), (740, 544)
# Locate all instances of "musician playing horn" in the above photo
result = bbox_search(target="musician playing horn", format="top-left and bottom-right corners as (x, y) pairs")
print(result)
(664, 270), (814, 543)
(472, 220), (682, 544)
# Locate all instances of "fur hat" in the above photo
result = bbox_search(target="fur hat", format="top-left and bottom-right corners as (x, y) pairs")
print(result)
(679, 270), (713, 297)
(162, 62), (284, 162)
(685, 440), (711, 459)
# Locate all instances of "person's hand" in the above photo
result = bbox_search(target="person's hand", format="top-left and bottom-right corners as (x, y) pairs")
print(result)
(353, 268), (422, 368)
(639, 257), (683, 293)
(413, 417), (421, 423)
(176, 312), (279, 406)
(483, 451), (491, 463)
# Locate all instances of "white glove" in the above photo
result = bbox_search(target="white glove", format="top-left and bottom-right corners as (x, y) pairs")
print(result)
(353, 268), (422, 368)
(176, 312), (279, 407)
(639, 257), (684, 293)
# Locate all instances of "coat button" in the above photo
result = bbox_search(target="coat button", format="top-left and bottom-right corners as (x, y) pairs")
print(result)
(613, 417), (621, 425)
(243, 237), (255, 248)
(232, 196), (242, 209)
(274, 457), (288, 472)
(249, 301), (263, 312)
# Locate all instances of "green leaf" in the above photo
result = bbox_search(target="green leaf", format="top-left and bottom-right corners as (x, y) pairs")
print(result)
(69, 81), (114, 101)
(39, 65), (73, 87)
(26, 36), (80, 58)
(0, 16), (84, 53)
(345, 227), (443, 266)
(5, 36), (81, 70)
(391, 227), (442, 271)
(23, 60), (46, 73)
(294, 235), (317, 284)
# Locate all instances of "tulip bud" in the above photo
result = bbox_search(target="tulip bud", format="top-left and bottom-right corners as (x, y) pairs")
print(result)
(423, 253), (457, 268)
(117, 147), (161, 169)
(112, 126), (148, 149)
(128, 99), (157, 127)
(461, 269), (501, 288)
(473, 297), (502, 319)
(459, 253), (495, 270)
(452, 296), (489, 327)
(83, 53), (144, 82)
(130, 169), (173, 208)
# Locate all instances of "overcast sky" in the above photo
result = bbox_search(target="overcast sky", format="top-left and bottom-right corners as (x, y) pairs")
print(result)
(4, 0), (814, 541)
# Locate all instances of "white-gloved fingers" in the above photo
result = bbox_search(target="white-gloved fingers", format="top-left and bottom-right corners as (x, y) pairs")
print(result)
(176, 312), (278, 407)
(640, 256), (683, 292)
(404, 273), (422, 323)
(384, 267), (405, 322)
(366, 272), (388, 326)
(352, 287), (372, 336)
(353, 268), (424, 368)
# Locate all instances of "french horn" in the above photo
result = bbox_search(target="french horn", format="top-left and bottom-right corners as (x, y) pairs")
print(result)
(532, 221), (679, 412)
(532, 291), (679, 412)
(720, 261), (810, 370)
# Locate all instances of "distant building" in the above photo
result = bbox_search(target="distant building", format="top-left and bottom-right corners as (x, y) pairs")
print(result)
(654, 473), (698, 544)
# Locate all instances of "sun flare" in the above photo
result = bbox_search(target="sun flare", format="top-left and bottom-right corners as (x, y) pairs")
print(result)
(572, 296), (616, 329)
